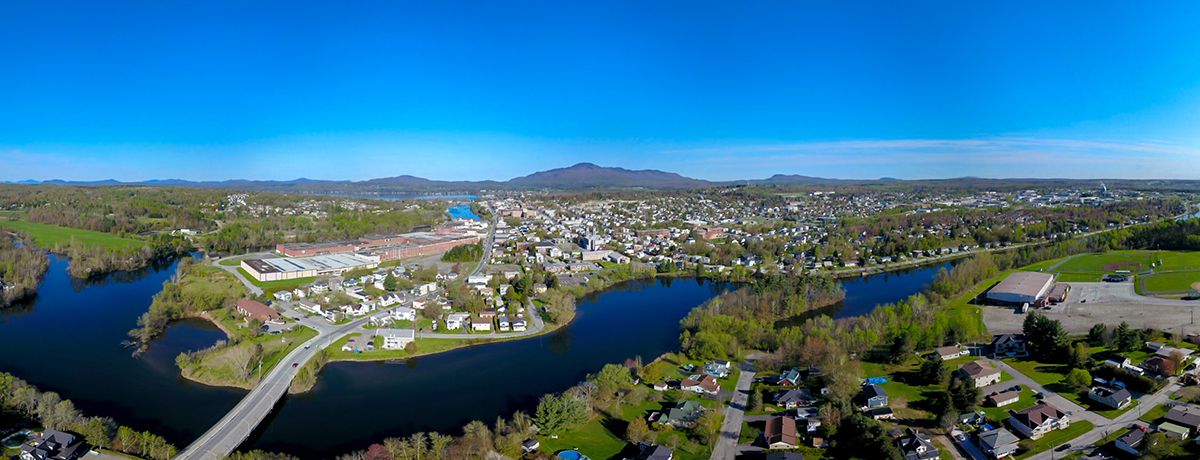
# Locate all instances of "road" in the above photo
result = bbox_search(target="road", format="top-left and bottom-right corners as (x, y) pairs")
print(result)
(175, 314), (377, 460)
(711, 357), (757, 460)
(468, 204), (498, 278)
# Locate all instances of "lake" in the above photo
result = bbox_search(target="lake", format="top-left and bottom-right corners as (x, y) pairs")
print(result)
(0, 256), (953, 457)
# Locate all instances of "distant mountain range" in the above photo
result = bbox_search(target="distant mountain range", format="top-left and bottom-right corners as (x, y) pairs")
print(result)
(2, 162), (1193, 193)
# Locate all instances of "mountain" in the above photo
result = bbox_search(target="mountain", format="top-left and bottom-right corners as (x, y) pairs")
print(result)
(749, 174), (850, 186)
(506, 163), (713, 189)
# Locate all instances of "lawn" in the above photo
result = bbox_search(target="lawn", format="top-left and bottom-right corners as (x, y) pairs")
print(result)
(1014, 420), (1094, 460)
(1052, 273), (1103, 283)
(181, 325), (318, 389)
(538, 417), (627, 460)
(0, 220), (148, 251)
(720, 369), (741, 393)
(1050, 252), (1154, 274)
(738, 422), (760, 445)
(1144, 272), (1200, 292)
(980, 388), (1039, 422)
(1139, 403), (1170, 423)
(860, 360), (937, 421)
(218, 257), (245, 267)
(237, 267), (318, 289)
(1001, 358), (1067, 388)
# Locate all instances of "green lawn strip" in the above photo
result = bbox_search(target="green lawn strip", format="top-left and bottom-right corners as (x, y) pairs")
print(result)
(860, 360), (935, 421)
(257, 326), (319, 374)
(326, 336), (529, 361)
(720, 368), (742, 393)
(738, 421), (760, 445)
(1056, 389), (1140, 419)
(236, 267), (318, 289)
(218, 257), (245, 266)
(537, 417), (628, 460)
(1144, 272), (1200, 292)
(1052, 273), (1102, 283)
(1001, 358), (1067, 388)
(0, 220), (148, 250)
(1051, 252), (1154, 273)
(945, 269), (1021, 338)
(1014, 420), (1094, 460)
(1139, 403), (1170, 423)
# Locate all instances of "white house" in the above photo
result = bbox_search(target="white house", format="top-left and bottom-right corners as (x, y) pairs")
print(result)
(412, 299), (427, 310)
(467, 274), (489, 285)
(273, 290), (293, 302)
(497, 316), (511, 331)
(471, 317), (493, 332)
(445, 312), (470, 330)
(296, 299), (321, 314)
(390, 306), (416, 321)
(292, 288), (307, 299)
(417, 282), (438, 296)
(345, 301), (376, 317)
(376, 328), (415, 350)
(512, 317), (528, 332)
(379, 293), (400, 307)
(1007, 401), (1070, 440)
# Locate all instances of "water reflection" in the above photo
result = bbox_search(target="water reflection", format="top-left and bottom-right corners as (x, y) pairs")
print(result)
(69, 257), (180, 291)
(549, 326), (574, 355)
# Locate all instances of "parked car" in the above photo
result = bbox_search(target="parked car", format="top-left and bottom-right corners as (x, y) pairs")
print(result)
(1035, 392), (1045, 399)
(1011, 385), (1022, 391)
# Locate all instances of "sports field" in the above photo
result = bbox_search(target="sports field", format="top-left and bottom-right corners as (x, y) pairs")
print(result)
(0, 220), (148, 251)
(1143, 271), (1200, 293)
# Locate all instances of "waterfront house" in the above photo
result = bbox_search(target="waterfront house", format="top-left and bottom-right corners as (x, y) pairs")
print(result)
(498, 315), (511, 331)
(680, 375), (720, 394)
(977, 428), (1019, 459)
(445, 312), (470, 330)
(512, 317), (528, 332)
(20, 430), (83, 460)
(471, 317), (493, 332)
(376, 328), (416, 350)
(1007, 401), (1070, 440)
(631, 445), (673, 460)
(235, 299), (283, 325)
(389, 306), (416, 322)
(705, 360), (731, 378)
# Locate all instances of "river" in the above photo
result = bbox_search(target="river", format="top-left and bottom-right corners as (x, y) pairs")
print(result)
(0, 256), (952, 457)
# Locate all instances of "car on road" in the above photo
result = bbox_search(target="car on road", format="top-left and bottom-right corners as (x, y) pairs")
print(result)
(1035, 392), (1045, 399)
(1055, 443), (1071, 452)
(1081, 299), (1087, 303)
(292, 363), (298, 368)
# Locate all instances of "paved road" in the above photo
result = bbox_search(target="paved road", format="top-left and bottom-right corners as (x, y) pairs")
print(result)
(712, 357), (757, 460)
(175, 314), (376, 460)
(211, 252), (276, 296)
(468, 203), (497, 278)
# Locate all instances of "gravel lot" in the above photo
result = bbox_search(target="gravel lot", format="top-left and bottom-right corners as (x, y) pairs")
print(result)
(983, 281), (1200, 335)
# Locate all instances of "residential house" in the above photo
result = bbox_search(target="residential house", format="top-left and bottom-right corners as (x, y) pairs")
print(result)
(1159, 422), (1191, 440)
(989, 392), (1020, 408)
(1007, 401), (1070, 440)
(389, 306), (416, 322)
(658, 400), (702, 428)
(774, 388), (816, 409)
(1163, 406), (1200, 436)
(19, 430), (84, 460)
(896, 429), (939, 460)
(959, 411), (987, 425)
(1155, 346), (1194, 361)
(235, 299), (283, 325)
(512, 317), (528, 332)
(804, 417), (821, 433)
(376, 328), (416, 350)
(310, 281), (330, 293)
(958, 360), (1003, 387)
(1087, 384), (1132, 410)
(379, 293), (400, 307)
(991, 334), (1027, 358)
(863, 384), (888, 408)
(1143, 356), (1176, 376)
(937, 345), (967, 360)
(471, 317), (493, 332)
(681, 375), (720, 395)
(445, 312), (469, 330)
(1147, 341), (1165, 351)
(344, 301), (375, 317)
(705, 360), (731, 378)
(411, 299), (427, 310)
(977, 428), (1020, 459)
(292, 287), (306, 299)
(1116, 427), (1149, 456)
(416, 282), (437, 296)
(631, 445), (673, 460)
(521, 440), (541, 454)
(497, 316), (511, 331)
(273, 290), (293, 302)
(295, 299), (321, 314)
(777, 368), (803, 386)
(479, 308), (499, 318)
(765, 416), (798, 449)
(1103, 355), (1131, 368)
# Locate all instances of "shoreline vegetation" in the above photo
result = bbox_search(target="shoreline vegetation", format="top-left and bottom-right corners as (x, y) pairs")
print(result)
(0, 231), (50, 308)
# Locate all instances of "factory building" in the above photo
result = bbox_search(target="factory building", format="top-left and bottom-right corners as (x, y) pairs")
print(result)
(240, 253), (379, 282)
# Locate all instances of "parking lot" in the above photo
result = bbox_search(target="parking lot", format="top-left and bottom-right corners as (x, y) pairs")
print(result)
(984, 282), (1200, 335)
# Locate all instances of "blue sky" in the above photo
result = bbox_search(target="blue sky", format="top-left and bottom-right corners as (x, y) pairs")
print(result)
(3, 2), (1200, 182)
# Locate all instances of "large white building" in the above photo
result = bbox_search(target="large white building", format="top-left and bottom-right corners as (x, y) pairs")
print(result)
(240, 253), (379, 282)
(986, 272), (1056, 305)
(376, 328), (416, 350)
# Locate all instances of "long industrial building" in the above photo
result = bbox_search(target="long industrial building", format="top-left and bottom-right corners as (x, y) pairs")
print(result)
(240, 253), (379, 282)
(986, 271), (1057, 305)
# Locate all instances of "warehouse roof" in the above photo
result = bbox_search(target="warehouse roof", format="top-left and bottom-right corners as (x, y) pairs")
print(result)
(987, 272), (1055, 300)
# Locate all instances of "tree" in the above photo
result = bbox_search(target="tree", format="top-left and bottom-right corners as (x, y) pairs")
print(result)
(625, 416), (652, 445)
(696, 410), (722, 446)
(948, 376), (979, 414)
(1022, 311), (1069, 362)
(1088, 323), (1110, 348)
(79, 417), (117, 449)
(823, 356), (862, 404)
(1115, 321), (1138, 352)
(1067, 342), (1093, 370)
(918, 357), (949, 385)
(383, 274), (400, 291)
(534, 393), (589, 436)
(640, 361), (667, 383)
(748, 390), (763, 412)
(1065, 368), (1092, 392)
(588, 364), (632, 400)
(887, 332), (915, 364)
(1168, 349), (1187, 374)
(365, 444), (393, 460)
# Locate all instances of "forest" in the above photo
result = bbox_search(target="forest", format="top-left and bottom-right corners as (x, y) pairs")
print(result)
(0, 233), (49, 308)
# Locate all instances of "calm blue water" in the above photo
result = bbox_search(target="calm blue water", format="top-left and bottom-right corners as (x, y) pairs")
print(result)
(447, 204), (480, 221)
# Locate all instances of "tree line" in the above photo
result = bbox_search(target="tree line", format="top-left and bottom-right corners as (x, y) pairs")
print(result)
(0, 233), (50, 308)
(0, 371), (177, 460)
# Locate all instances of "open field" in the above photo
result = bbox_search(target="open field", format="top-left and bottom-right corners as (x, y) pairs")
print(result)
(180, 326), (318, 390)
(1143, 271), (1200, 292)
(0, 220), (148, 250)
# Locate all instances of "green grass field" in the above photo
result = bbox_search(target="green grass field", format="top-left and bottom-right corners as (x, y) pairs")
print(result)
(1143, 272), (1200, 292)
(1014, 420), (1094, 460)
(0, 220), (148, 251)
(1139, 403), (1170, 423)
